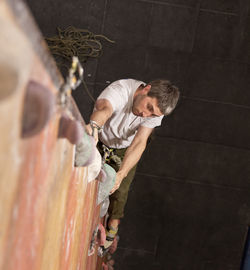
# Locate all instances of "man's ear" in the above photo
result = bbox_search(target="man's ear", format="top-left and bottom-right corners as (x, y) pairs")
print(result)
(142, 84), (151, 94)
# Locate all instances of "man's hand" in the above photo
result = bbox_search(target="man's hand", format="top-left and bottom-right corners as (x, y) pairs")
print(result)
(85, 124), (98, 144)
(110, 171), (124, 194)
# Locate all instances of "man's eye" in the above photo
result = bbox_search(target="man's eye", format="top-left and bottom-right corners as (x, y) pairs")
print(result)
(147, 104), (153, 111)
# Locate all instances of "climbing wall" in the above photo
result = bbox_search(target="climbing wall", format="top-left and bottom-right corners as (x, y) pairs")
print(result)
(0, 0), (104, 269)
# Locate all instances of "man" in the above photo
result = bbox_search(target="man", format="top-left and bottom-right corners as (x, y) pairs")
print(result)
(86, 78), (179, 252)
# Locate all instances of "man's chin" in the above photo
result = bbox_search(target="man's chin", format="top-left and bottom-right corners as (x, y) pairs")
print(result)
(132, 109), (138, 116)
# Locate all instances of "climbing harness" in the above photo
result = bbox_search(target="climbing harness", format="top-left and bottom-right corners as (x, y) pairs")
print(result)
(102, 144), (114, 164)
(101, 144), (122, 167)
(88, 224), (99, 256)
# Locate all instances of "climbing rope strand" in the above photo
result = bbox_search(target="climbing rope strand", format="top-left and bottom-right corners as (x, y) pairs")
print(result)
(46, 26), (114, 104)
(46, 26), (114, 64)
(82, 80), (96, 103)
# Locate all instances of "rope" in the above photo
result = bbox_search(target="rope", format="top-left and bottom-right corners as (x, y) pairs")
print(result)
(46, 26), (115, 102)
(46, 26), (114, 65)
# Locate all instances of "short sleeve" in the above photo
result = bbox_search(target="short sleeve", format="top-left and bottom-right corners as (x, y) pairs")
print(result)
(97, 81), (127, 112)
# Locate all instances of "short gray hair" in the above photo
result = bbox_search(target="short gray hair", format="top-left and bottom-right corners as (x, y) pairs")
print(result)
(147, 79), (180, 116)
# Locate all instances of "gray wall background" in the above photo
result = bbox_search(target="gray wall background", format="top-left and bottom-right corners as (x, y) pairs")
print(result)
(26, 0), (250, 269)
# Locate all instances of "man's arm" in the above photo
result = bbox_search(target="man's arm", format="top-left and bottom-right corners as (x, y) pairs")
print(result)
(110, 125), (153, 193)
(86, 98), (113, 141)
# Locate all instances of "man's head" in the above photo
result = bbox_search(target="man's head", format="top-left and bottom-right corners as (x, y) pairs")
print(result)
(132, 79), (180, 117)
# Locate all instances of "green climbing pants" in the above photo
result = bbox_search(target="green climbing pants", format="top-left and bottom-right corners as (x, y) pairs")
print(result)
(97, 142), (137, 220)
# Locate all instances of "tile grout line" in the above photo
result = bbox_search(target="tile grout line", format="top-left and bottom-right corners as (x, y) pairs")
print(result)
(182, 0), (201, 96)
(189, 53), (250, 65)
(231, 0), (250, 59)
(93, 0), (109, 96)
(137, 0), (195, 10)
(101, 0), (109, 34)
(200, 8), (238, 16)
(138, 0), (239, 16)
(136, 172), (250, 192)
(190, 0), (201, 54)
(144, 2), (154, 70)
(153, 234), (161, 261)
(155, 134), (250, 152)
(182, 95), (250, 110)
(117, 246), (155, 255)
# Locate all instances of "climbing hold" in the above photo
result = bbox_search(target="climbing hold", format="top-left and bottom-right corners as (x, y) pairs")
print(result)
(97, 164), (116, 205)
(107, 259), (115, 267)
(0, 65), (18, 101)
(100, 197), (110, 218)
(0, 13), (32, 101)
(21, 80), (55, 138)
(106, 261), (114, 270)
(75, 132), (98, 167)
(109, 235), (119, 255)
(88, 225), (98, 256)
(87, 149), (102, 182)
(97, 223), (106, 246)
(98, 167), (107, 183)
(102, 262), (108, 270)
(106, 253), (115, 268)
(58, 113), (84, 144)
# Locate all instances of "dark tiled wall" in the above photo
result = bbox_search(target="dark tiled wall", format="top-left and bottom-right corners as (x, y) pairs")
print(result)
(26, 0), (250, 269)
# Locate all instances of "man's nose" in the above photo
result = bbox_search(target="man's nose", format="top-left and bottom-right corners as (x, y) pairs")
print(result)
(142, 111), (150, 117)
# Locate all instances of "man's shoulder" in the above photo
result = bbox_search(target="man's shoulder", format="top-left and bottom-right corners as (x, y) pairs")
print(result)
(117, 79), (144, 89)
(97, 79), (145, 111)
(100, 78), (144, 100)
(113, 79), (145, 98)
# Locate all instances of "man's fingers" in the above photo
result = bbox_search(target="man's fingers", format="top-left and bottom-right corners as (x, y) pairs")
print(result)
(110, 174), (123, 194)
(86, 124), (99, 144)
(110, 183), (120, 194)
(85, 124), (92, 135)
(110, 187), (117, 194)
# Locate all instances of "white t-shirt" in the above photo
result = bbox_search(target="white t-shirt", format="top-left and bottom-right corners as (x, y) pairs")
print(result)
(97, 79), (164, 148)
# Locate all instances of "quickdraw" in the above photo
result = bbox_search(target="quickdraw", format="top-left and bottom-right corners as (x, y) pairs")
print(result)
(58, 56), (84, 106)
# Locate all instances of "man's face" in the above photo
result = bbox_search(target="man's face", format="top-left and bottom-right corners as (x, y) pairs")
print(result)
(132, 86), (163, 118)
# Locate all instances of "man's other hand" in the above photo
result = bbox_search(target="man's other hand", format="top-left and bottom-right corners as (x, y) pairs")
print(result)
(110, 171), (124, 194)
